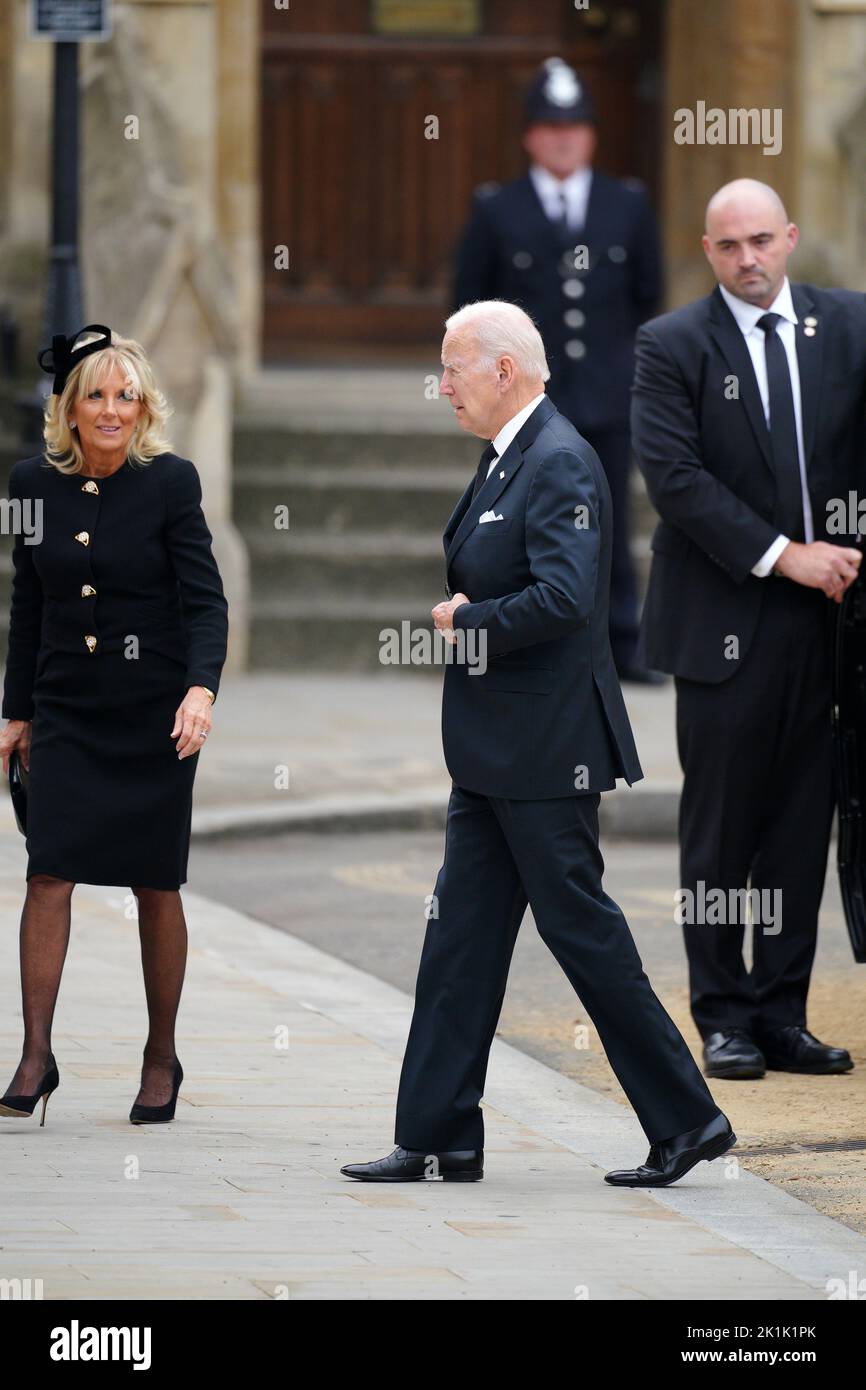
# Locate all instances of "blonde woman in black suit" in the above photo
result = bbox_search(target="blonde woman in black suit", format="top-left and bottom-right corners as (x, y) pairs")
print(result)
(0, 326), (228, 1126)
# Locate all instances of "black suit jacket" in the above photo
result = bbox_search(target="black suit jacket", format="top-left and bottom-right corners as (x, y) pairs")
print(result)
(2, 451), (228, 720)
(444, 395), (642, 798)
(453, 170), (662, 434)
(631, 283), (866, 682)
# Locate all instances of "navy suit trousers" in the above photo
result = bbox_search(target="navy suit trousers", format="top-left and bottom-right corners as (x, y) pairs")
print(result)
(395, 785), (720, 1151)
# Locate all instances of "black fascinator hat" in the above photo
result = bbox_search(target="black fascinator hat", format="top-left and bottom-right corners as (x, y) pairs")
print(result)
(37, 324), (113, 396)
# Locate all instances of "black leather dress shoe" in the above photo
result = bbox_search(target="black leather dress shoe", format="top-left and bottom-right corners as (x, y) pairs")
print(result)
(604, 1111), (736, 1187)
(703, 1028), (766, 1079)
(340, 1145), (483, 1182)
(756, 1026), (854, 1075)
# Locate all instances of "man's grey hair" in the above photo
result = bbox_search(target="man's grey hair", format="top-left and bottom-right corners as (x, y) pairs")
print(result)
(445, 300), (550, 382)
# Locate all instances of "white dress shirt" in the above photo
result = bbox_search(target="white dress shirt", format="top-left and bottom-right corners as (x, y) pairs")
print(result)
(718, 278), (813, 577)
(529, 164), (593, 233)
(486, 393), (548, 477)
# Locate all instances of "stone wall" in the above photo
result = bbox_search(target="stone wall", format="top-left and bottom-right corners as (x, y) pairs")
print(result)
(661, 0), (866, 305)
(795, 0), (866, 290)
(661, 0), (800, 306)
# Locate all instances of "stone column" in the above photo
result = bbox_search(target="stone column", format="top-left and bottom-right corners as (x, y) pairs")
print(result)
(216, 0), (261, 382)
(661, 0), (800, 305)
(795, 0), (866, 290)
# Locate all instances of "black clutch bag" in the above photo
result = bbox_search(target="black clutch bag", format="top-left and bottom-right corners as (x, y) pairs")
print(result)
(8, 747), (28, 836)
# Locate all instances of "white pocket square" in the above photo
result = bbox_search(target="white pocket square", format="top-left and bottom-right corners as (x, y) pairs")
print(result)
(478, 511), (505, 524)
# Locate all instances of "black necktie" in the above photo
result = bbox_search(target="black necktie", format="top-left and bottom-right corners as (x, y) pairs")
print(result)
(757, 313), (805, 542)
(471, 443), (497, 501)
(552, 189), (573, 249)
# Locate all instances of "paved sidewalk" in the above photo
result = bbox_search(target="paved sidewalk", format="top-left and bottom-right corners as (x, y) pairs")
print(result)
(0, 824), (862, 1300)
(190, 672), (681, 840)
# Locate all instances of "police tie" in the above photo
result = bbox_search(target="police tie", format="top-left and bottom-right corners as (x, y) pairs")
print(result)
(553, 189), (574, 250)
(757, 313), (805, 542)
(471, 442), (498, 501)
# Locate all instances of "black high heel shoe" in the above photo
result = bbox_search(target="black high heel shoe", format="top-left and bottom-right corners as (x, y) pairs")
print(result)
(0, 1056), (59, 1126)
(129, 1058), (183, 1124)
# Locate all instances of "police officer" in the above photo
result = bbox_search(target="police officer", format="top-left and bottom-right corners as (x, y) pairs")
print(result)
(453, 57), (664, 681)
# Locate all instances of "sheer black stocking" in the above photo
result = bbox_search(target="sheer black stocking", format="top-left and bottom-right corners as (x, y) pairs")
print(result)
(132, 886), (188, 1107)
(3, 874), (74, 1097)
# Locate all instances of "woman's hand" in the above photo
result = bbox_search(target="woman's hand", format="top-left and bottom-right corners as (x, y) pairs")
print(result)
(0, 719), (32, 775)
(171, 687), (213, 760)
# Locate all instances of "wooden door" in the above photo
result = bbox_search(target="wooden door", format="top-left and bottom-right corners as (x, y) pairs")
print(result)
(260, 0), (664, 360)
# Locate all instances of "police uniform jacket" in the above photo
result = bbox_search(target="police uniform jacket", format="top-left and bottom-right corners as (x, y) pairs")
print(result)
(453, 170), (663, 434)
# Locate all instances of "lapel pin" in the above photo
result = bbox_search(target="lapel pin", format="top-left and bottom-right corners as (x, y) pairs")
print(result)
(499, 470), (505, 479)
(804, 327), (816, 336)
(804, 316), (817, 326)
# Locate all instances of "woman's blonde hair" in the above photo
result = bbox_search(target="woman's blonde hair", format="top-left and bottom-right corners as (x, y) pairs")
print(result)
(42, 331), (174, 474)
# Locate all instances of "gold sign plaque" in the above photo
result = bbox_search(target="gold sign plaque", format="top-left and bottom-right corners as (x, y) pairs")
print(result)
(372, 1), (482, 35)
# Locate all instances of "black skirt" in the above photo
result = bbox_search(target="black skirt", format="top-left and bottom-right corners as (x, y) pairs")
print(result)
(25, 647), (200, 889)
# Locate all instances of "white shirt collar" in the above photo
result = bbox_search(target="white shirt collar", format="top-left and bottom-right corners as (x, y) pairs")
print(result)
(491, 393), (547, 458)
(529, 163), (592, 204)
(719, 276), (798, 335)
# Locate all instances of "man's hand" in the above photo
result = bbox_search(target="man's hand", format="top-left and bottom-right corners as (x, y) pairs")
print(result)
(774, 541), (862, 602)
(0, 719), (32, 775)
(432, 593), (469, 645)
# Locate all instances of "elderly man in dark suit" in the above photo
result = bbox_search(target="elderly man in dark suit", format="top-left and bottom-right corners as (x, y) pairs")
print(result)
(342, 300), (733, 1188)
(453, 58), (663, 682)
(631, 178), (865, 1081)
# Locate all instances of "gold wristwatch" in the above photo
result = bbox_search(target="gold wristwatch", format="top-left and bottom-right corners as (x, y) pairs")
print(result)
(201, 686), (216, 704)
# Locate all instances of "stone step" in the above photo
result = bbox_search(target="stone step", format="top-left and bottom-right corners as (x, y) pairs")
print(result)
(234, 427), (658, 516)
(245, 526), (653, 603)
(234, 426), (478, 471)
(233, 404), (659, 665)
(233, 461), (659, 537)
(246, 531), (446, 598)
(233, 464), (470, 534)
(250, 597), (446, 671)
(237, 367), (451, 434)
